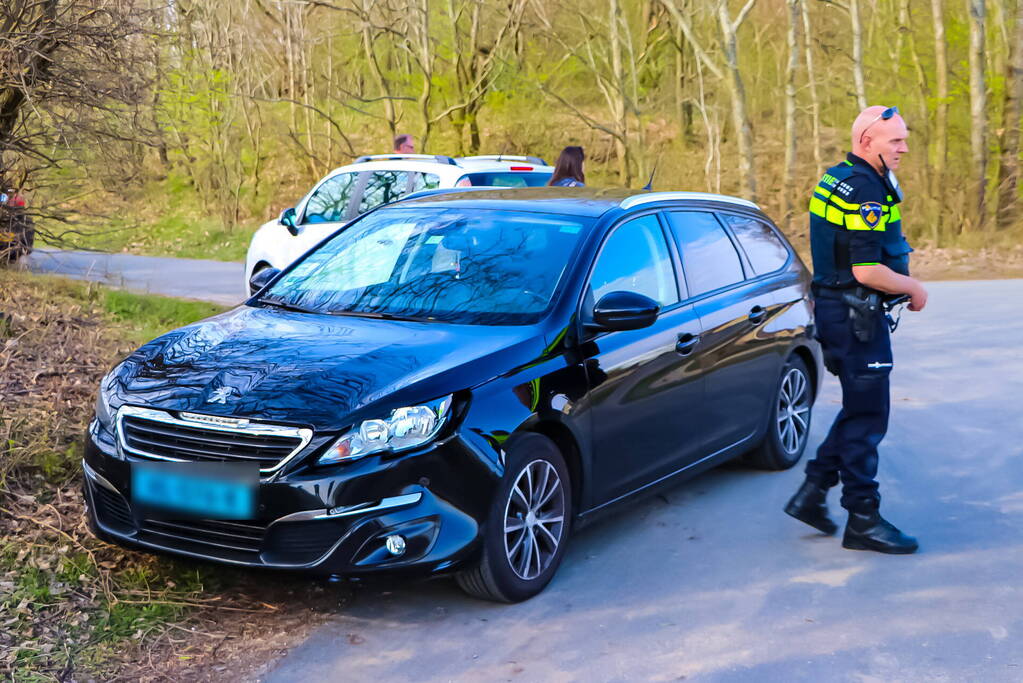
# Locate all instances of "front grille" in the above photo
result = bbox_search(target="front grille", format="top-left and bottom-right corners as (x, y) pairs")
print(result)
(118, 407), (310, 472)
(139, 518), (268, 561)
(92, 483), (136, 534)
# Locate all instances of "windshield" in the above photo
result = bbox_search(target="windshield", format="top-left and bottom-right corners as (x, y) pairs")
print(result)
(463, 172), (552, 187)
(264, 207), (590, 324)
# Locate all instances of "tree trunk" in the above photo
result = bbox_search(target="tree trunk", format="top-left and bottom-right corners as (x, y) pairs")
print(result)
(718, 1), (757, 201)
(414, 0), (434, 150)
(782, 0), (800, 228)
(967, 0), (987, 230)
(995, 0), (1023, 230)
(609, 0), (631, 184)
(674, 22), (687, 145)
(801, 0), (822, 175)
(902, 0), (931, 169)
(931, 0), (948, 239)
(895, 0), (909, 63)
(361, 0), (398, 137)
(850, 0), (867, 110)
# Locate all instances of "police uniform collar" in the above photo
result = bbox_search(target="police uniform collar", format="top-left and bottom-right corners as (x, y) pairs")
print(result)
(846, 152), (883, 177)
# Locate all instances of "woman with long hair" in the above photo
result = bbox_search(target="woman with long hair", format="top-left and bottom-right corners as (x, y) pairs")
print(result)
(547, 146), (585, 187)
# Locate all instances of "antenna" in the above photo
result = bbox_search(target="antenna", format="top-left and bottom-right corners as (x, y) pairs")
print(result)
(642, 162), (658, 191)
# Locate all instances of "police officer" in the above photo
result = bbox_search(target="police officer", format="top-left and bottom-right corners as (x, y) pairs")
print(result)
(784, 106), (928, 554)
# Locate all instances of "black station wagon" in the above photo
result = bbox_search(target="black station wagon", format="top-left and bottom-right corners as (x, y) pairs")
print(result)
(85, 188), (822, 602)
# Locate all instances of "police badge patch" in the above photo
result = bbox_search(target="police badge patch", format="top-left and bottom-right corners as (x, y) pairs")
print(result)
(859, 201), (883, 228)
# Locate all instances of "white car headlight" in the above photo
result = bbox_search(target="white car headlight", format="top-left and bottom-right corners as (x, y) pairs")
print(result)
(319, 395), (453, 465)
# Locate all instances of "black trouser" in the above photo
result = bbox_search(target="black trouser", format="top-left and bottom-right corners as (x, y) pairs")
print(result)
(805, 296), (892, 509)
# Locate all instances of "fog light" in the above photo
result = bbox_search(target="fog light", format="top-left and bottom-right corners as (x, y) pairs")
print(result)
(385, 534), (406, 556)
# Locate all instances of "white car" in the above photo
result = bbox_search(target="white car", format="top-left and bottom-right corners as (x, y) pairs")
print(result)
(244, 154), (554, 293)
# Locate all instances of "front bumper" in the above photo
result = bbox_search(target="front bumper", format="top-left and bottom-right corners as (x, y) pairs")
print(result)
(83, 424), (493, 576)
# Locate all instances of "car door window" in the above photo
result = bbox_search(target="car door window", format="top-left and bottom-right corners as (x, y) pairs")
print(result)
(303, 172), (357, 224)
(357, 171), (411, 214)
(588, 215), (679, 308)
(719, 213), (790, 276)
(410, 172), (441, 192)
(666, 211), (745, 297)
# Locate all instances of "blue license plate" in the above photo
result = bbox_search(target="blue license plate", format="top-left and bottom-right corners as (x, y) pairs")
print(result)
(131, 462), (257, 520)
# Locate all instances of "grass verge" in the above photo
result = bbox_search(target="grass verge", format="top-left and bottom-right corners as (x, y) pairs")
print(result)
(40, 212), (250, 263)
(0, 271), (340, 681)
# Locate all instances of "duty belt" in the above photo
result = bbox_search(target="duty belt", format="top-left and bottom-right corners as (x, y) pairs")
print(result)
(811, 283), (879, 300)
(812, 283), (908, 338)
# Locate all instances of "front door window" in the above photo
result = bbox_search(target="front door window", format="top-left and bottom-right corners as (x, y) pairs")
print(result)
(303, 172), (358, 224)
(587, 214), (679, 310)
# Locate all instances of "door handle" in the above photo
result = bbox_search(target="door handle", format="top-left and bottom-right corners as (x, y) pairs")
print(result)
(748, 306), (767, 325)
(676, 333), (700, 355)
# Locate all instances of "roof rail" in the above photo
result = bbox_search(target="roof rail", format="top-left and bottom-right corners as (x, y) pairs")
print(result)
(457, 154), (549, 166)
(354, 154), (458, 166)
(619, 191), (760, 211)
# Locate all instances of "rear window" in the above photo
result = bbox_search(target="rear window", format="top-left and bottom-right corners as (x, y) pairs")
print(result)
(461, 172), (553, 188)
(719, 214), (790, 275)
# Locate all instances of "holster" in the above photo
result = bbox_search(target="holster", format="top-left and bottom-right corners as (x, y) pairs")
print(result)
(841, 288), (882, 343)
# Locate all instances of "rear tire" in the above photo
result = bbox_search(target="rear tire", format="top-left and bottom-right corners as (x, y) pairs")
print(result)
(748, 355), (813, 470)
(456, 433), (572, 602)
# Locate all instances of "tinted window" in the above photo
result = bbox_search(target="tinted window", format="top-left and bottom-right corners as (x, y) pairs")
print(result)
(358, 171), (411, 213)
(304, 173), (357, 223)
(411, 173), (441, 192)
(666, 211), (744, 296)
(463, 172), (553, 187)
(721, 214), (789, 275)
(266, 208), (590, 325)
(589, 215), (678, 307)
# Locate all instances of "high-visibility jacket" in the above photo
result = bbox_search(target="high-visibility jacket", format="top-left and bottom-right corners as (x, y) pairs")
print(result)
(809, 152), (912, 289)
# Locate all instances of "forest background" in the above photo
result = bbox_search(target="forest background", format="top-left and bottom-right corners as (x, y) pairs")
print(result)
(1, 0), (1021, 262)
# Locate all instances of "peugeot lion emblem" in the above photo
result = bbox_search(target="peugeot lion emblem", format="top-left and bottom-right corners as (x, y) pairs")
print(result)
(206, 386), (235, 404)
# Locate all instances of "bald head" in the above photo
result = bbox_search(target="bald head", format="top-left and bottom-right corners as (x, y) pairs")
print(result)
(851, 106), (909, 173)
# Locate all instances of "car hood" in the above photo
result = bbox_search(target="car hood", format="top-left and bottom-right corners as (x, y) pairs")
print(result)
(111, 306), (546, 431)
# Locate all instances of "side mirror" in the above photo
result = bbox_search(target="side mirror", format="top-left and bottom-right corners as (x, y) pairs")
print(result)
(591, 291), (660, 332)
(249, 267), (281, 294)
(278, 207), (298, 236)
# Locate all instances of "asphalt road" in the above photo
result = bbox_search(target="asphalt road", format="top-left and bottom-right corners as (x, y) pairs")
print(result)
(262, 279), (1023, 683)
(21, 252), (1023, 680)
(25, 248), (245, 306)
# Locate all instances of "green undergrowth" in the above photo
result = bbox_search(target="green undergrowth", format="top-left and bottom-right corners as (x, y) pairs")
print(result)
(41, 173), (257, 262)
(101, 287), (226, 346)
(41, 211), (250, 263)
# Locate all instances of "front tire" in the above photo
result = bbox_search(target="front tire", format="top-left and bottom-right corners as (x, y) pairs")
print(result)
(456, 433), (572, 602)
(748, 355), (813, 470)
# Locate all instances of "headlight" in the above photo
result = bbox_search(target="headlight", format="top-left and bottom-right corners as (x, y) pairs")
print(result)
(93, 370), (118, 430)
(319, 395), (453, 465)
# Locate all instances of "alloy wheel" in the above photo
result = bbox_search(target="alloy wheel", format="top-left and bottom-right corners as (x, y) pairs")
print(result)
(776, 367), (810, 455)
(503, 459), (566, 581)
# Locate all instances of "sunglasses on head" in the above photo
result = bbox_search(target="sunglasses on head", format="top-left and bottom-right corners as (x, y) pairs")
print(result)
(859, 106), (899, 144)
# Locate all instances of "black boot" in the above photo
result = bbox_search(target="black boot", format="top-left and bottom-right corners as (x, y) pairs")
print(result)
(784, 479), (838, 535)
(842, 502), (918, 554)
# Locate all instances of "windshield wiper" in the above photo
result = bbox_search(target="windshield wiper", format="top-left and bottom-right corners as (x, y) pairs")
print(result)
(256, 296), (320, 314)
(327, 309), (430, 322)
